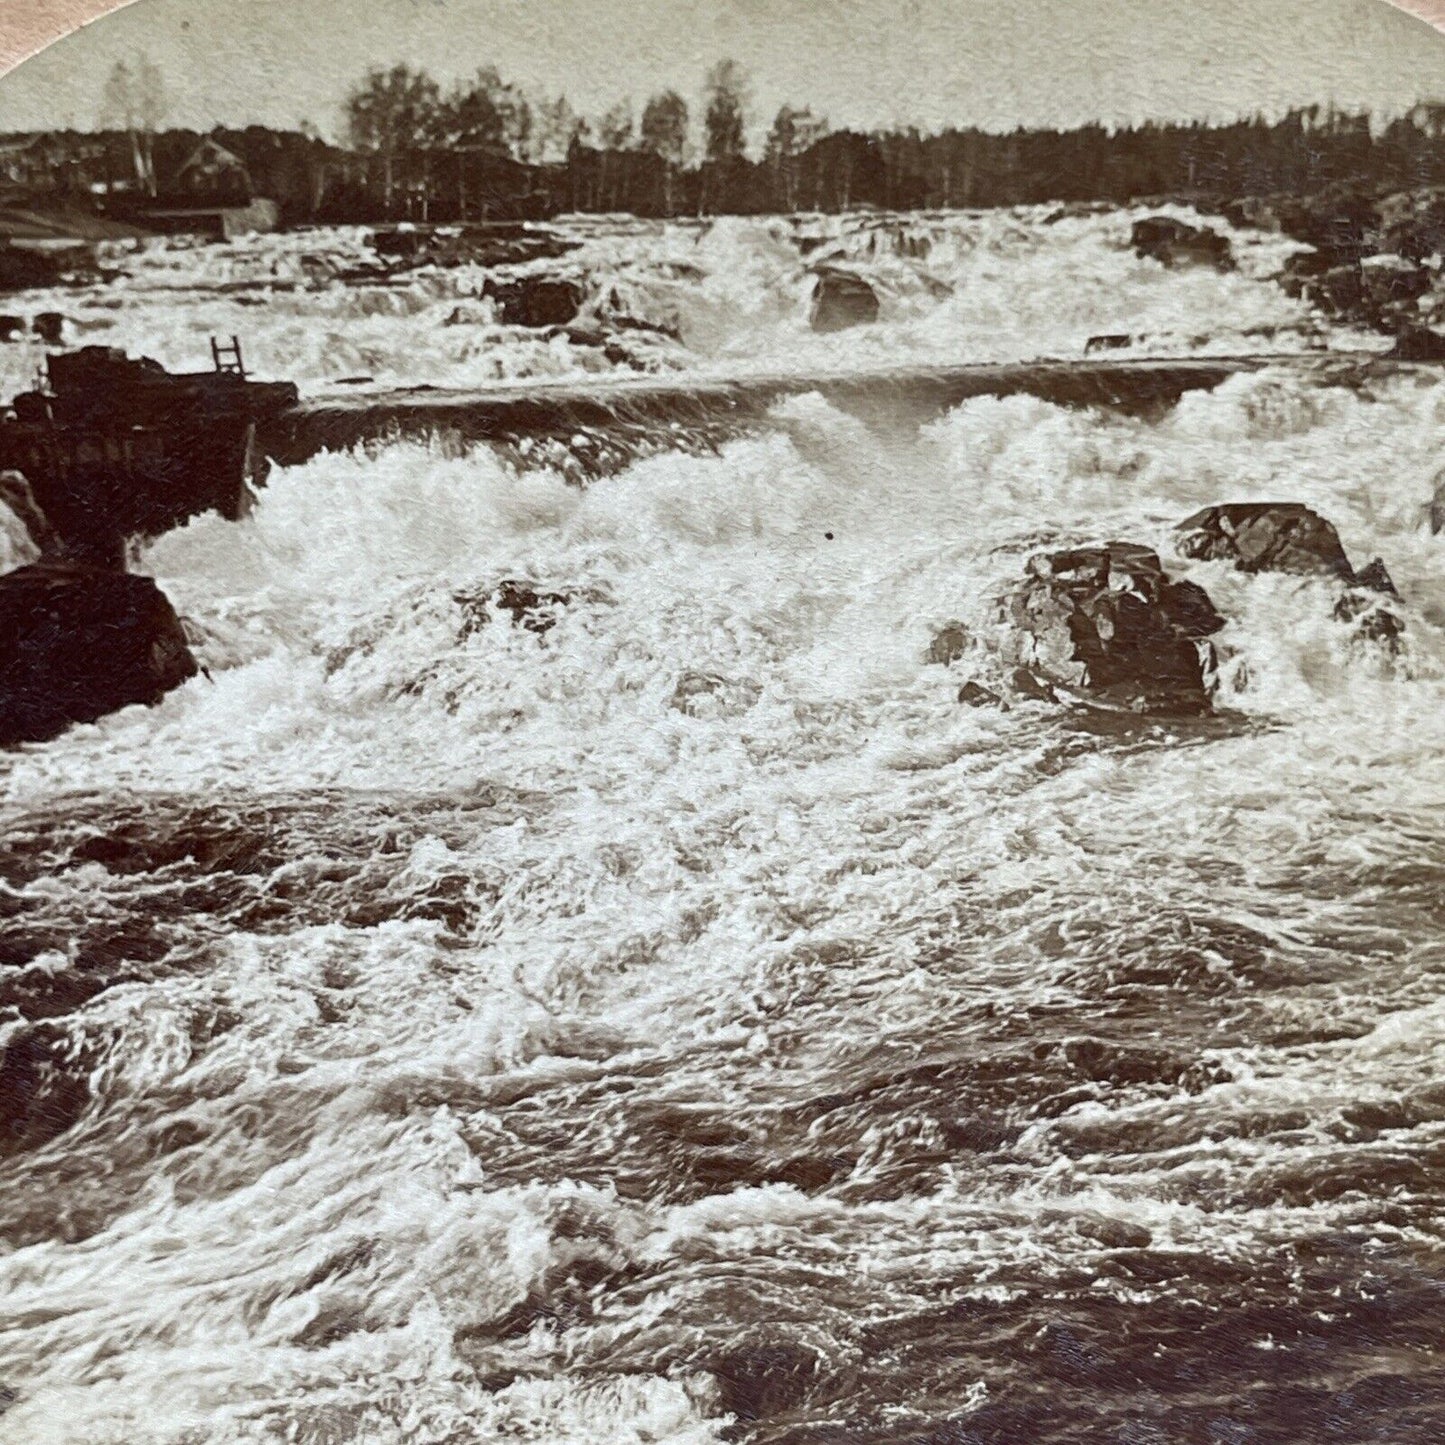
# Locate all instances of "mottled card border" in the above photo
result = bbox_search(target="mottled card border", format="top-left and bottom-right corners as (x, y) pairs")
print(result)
(3, 0), (1445, 82)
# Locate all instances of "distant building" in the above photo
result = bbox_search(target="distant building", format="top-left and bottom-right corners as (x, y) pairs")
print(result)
(173, 137), (253, 204)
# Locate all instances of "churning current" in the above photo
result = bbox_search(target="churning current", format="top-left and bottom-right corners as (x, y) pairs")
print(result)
(3, 208), (1445, 1444)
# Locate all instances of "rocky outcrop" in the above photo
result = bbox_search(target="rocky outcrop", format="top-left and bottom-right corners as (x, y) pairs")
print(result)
(1176, 503), (1404, 649)
(1176, 503), (1356, 581)
(484, 276), (584, 328)
(369, 225), (579, 273)
(1130, 217), (1234, 270)
(1219, 185), (1445, 342)
(809, 267), (880, 332)
(0, 564), (197, 744)
(1004, 542), (1224, 715)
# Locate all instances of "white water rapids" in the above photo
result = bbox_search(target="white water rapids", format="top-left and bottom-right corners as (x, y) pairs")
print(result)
(2, 208), (1445, 1443)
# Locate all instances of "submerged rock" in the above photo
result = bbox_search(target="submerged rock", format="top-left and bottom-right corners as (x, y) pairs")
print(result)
(456, 580), (575, 637)
(1130, 217), (1233, 270)
(669, 671), (760, 719)
(1176, 503), (1356, 581)
(809, 267), (880, 332)
(0, 564), (197, 744)
(957, 680), (1003, 707)
(1004, 542), (1223, 715)
(1085, 334), (1133, 354)
(927, 623), (969, 666)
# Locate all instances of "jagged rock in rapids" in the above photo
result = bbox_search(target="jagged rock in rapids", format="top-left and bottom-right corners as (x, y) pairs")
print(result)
(1004, 542), (1224, 716)
(483, 277), (584, 328)
(1177, 503), (1405, 649)
(1129, 217), (1234, 270)
(0, 563), (197, 744)
(808, 266), (880, 332)
(1176, 503), (1356, 581)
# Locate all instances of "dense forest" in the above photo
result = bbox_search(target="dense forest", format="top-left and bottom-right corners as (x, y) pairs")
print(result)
(6, 57), (1445, 224)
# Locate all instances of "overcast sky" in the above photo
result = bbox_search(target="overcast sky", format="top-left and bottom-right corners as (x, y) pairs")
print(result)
(0, 0), (1443, 143)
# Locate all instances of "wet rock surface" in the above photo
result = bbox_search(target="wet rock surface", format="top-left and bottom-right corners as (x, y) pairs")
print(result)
(0, 564), (197, 745)
(1130, 216), (1234, 270)
(1177, 503), (1406, 650)
(368, 224), (579, 274)
(809, 266), (881, 331)
(483, 276), (584, 328)
(1177, 503), (1356, 581)
(1004, 542), (1223, 715)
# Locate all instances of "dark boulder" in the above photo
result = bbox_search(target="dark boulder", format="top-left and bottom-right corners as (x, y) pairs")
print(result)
(809, 267), (880, 332)
(0, 315), (24, 342)
(1176, 503), (1355, 581)
(0, 564), (197, 745)
(1277, 248), (1337, 298)
(1220, 196), (1287, 232)
(1130, 217), (1234, 270)
(1354, 557), (1399, 598)
(1085, 334), (1132, 353)
(1333, 589), (1405, 653)
(483, 277), (584, 328)
(1004, 542), (1223, 715)
(370, 225), (579, 273)
(1391, 325), (1445, 362)
(1360, 255), (1431, 308)
(1377, 188), (1445, 264)
(1178, 504), (1406, 650)
(0, 243), (62, 295)
(31, 312), (65, 345)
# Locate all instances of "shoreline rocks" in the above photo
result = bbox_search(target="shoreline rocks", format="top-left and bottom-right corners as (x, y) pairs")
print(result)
(0, 563), (197, 745)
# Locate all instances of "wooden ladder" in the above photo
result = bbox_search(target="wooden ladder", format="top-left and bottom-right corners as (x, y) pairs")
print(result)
(211, 335), (246, 378)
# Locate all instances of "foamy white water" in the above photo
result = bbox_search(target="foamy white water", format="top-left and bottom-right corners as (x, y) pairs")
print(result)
(2, 211), (1445, 1444)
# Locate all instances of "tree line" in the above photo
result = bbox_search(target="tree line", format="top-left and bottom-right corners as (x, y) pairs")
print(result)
(335, 62), (1445, 219)
(7, 55), (1445, 224)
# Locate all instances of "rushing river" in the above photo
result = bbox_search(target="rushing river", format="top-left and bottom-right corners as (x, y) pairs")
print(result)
(3, 208), (1445, 1443)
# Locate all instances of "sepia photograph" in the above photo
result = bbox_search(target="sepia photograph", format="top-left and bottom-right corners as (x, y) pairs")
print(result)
(2, 0), (1445, 1439)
